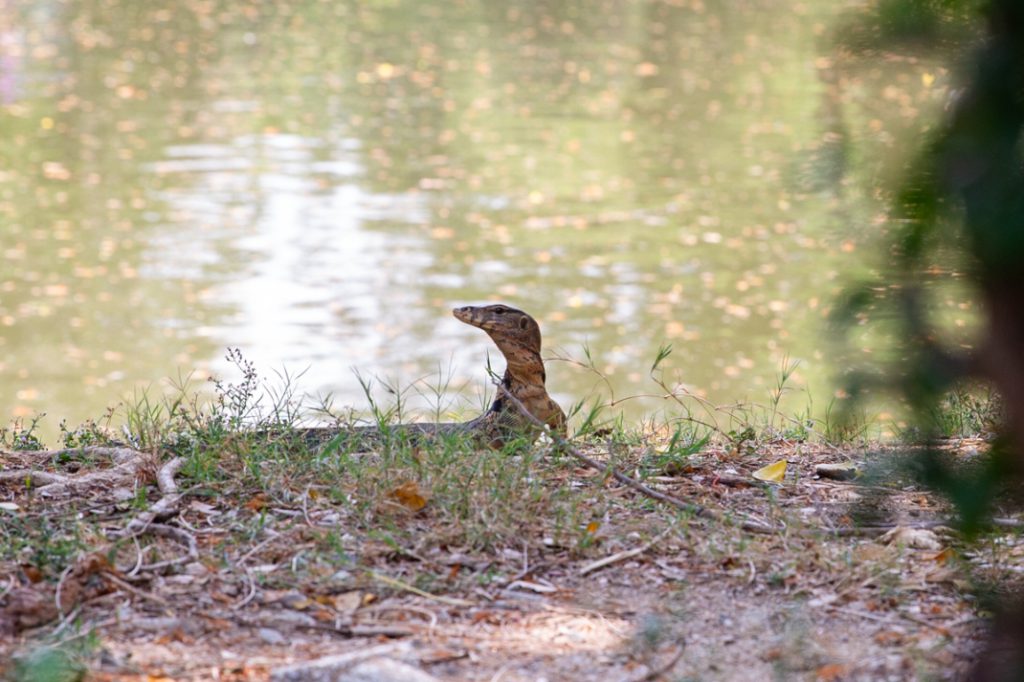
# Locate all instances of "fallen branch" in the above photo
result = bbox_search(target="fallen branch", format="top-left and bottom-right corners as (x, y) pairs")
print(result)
(494, 384), (779, 534)
(496, 385), (1020, 539)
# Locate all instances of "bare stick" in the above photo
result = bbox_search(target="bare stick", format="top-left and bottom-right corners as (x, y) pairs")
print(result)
(54, 563), (75, 617)
(103, 571), (172, 609)
(580, 527), (675, 576)
(135, 523), (198, 572)
(633, 645), (686, 682)
(370, 571), (475, 607)
(0, 575), (13, 601)
(231, 568), (258, 610)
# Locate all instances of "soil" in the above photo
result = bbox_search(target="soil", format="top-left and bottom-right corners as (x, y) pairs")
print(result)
(0, 437), (1011, 681)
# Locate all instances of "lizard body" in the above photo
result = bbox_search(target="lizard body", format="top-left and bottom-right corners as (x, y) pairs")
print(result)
(295, 304), (564, 449)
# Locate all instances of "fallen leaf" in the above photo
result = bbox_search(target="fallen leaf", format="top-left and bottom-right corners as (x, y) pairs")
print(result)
(816, 663), (850, 681)
(20, 565), (44, 583)
(752, 459), (787, 483)
(329, 591), (363, 614)
(387, 481), (428, 512)
(245, 494), (268, 512)
(874, 630), (904, 646)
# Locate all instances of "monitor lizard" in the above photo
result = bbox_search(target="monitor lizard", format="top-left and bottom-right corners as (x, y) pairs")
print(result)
(292, 304), (565, 450)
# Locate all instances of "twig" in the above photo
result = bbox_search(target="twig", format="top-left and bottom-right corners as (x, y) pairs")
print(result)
(125, 536), (145, 577)
(494, 383), (780, 534)
(134, 523), (199, 572)
(633, 644), (686, 682)
(155, 456), (184, 494)
(0, 574), (14, 601)
(579, 527), (675, 576)
(369, 571), (474, 607)
(103, 571), (171, 609)
(236, 531), (281, 566)
(827, 604), (951, 635)
(49, 605), (82, 640)
(54, 563), (74, 617)
(231, 568), (258, 610)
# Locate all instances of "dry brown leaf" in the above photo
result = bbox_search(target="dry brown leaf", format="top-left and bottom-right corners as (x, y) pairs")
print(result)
(331, 591), (363, 614)
(816, 663), (850, 681)
(387, 481), (429, 512)
(245, 493), (268, 512)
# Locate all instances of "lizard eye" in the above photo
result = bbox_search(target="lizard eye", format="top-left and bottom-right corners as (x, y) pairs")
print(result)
(493, 306), (507, 315)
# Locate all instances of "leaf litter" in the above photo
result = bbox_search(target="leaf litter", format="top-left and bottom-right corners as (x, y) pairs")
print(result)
(0, 434), (1016, 681)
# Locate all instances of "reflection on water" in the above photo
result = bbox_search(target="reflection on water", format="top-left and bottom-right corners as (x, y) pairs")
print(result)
(0, 0), (971, 441)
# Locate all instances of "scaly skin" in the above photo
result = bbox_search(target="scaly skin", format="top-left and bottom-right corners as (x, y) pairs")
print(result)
(453, 304), (567, 446)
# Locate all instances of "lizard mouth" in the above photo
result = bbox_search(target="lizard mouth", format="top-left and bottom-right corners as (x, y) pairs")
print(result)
(452, 306), (479, 327)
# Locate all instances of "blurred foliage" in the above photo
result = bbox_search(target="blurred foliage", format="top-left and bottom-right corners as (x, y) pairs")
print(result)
(836, 6), (1024, 673)
(836, 0), (1024, 533)
(835, 0), (985, 49)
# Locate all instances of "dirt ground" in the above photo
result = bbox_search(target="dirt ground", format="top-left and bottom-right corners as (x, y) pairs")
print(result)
(1, 437), (1011, 681)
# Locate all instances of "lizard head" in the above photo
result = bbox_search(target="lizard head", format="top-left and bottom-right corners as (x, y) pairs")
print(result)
(453, 304), (542, 354)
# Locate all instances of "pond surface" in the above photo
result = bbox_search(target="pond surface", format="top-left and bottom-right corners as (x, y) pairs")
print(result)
(1, 0), (967, 441)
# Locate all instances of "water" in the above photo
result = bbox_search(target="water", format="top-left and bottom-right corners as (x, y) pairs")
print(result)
(0, 0), (966, 442)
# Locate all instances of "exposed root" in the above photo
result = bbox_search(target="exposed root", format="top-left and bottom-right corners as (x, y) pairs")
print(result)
(109, 458), (196, 575)
(0, 446), (146, 497)
(118, 457), (185, 536)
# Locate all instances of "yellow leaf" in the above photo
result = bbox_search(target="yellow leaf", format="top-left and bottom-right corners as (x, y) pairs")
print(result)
(387, 481), (428, 512)
(585, 521), (601, 535)
(752, 459), (787, 483)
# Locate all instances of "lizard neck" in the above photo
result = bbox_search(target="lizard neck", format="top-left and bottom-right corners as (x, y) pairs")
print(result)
(492, 338), (547, 390)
